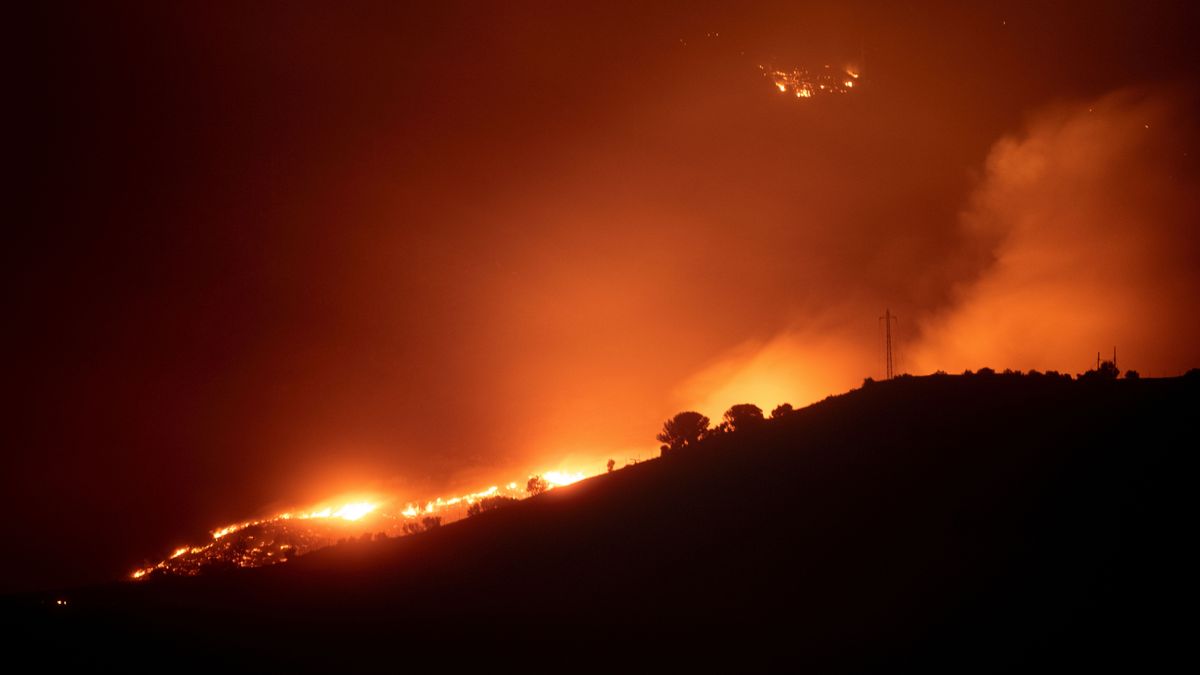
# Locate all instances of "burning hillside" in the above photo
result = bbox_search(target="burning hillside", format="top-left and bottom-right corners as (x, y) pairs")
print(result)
(759, 63), (860, 98)
(131, 470), (589, 580)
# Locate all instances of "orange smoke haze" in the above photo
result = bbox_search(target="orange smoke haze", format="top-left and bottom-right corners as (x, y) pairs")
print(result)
(682, 87), (1200, 411)
(9, 2), (1200, 593)
(676, 315), (876, 420)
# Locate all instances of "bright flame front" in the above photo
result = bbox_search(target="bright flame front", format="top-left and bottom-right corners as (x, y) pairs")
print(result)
(760, 63), (861, 100)
(129, 464), (602, 581)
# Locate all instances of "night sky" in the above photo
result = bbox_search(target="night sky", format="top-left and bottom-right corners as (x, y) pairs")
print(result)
(8, 1), (1200, 592)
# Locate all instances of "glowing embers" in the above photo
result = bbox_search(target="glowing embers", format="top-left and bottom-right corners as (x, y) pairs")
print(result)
(760, 64), (860, 100)
(129, 499), (384, 580)
(129, 467), (598, 581)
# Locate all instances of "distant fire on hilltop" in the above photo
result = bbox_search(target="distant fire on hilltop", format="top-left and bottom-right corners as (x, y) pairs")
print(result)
(760, 63), (860, 98)
(130, 469), (589, 580)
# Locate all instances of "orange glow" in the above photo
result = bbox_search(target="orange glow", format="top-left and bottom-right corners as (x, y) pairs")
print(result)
(129, 463), (600, 580)
(331, 502), (376, 520)
(211, 523), (247, 540)
(14, 1), (1200, 604)
(543, 471), (585, 486)
(763, 64), (857, 99)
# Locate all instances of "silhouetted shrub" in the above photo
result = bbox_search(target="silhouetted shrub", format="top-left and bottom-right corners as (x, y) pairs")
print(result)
(723, 404), (764, 432)
(862, 377), (876, 387)
(1080, 360), (1119, 381)
(1124, 370), (1140, 380)
(466, 495), (519, 517)
(526, 476), (549, 496)
(977, 367), (996, 376)
(656, 411), (710, 456)
(770, 403), (794, 419)
(606, 459), (615, 473)
(402, 516), (442, 536)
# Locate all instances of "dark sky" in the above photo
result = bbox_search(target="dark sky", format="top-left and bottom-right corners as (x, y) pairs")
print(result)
(8, 1), (1200, 592)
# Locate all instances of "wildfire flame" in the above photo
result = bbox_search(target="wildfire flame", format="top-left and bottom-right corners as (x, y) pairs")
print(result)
(129, 466), (598, 581)
(543, 471), (585, 486)
(759, 63), (860, 100)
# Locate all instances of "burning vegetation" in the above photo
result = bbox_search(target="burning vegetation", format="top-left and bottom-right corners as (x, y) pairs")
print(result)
(130, 470), (587, 580)
(760, 63), (860, 98)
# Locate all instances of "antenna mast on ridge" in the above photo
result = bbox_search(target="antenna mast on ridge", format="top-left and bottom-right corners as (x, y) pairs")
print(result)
(880, 309), (897, 380)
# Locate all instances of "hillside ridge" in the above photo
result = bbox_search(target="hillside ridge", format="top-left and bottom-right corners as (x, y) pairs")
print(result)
(6, 372), (1195, 669)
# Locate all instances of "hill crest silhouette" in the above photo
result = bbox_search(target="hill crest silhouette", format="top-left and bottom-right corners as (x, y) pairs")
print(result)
(7, 371), (1195, 669)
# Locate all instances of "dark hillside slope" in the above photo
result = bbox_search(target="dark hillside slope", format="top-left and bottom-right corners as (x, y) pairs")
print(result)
(8, 374), (1195, 669)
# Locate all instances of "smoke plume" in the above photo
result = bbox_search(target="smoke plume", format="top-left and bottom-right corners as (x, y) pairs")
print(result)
(914, 87), (1200, 376)
(680, 87), (1200, 418)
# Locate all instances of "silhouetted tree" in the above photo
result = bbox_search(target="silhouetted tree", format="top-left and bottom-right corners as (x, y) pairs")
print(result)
(606, 459), (615, 473)
(723, 404), (764, 432)
(656, 411), (710, 455)
(1080, 360), (1119, 381)
(527, 476), (549, 496)
(466, 495), (519, 517)
(702, 421), (730, 440)
(1125, 370), (1140, 380)
(770, 403), (793, 419)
